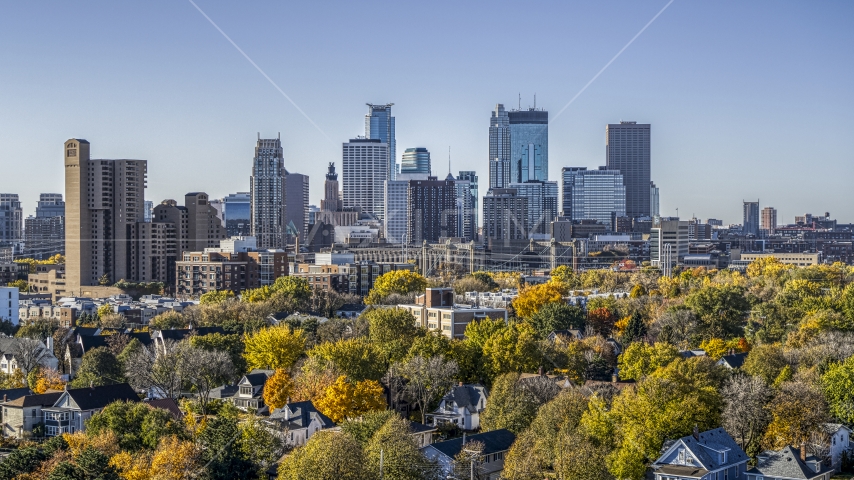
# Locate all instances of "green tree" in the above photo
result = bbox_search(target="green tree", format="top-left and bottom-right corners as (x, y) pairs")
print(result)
(821, 355), (854, 425)
(364, 307), (419, 363)
(480, 373), (559, 434)
(684, 284), (750, 338)
(198, 413), (253, 480)
(528, 302), (585, 338)
(69, 347), (124, 388)
(7, 279), (29, 293)
(278, 431), (370, 480)
(364, 271), (427, 305)
(190, 332), (246, 373)
(620, 311), (647, 345)
(617, 342), (679, 381)
(482, 322), (542, 379)
(85, 401), (183, 451)
(406, 332), (452, 360)
(340, 410), (398, 446)
(364, 415), (434, 480)
(149, 311), (185, 330)
(742, 343), (788, 385)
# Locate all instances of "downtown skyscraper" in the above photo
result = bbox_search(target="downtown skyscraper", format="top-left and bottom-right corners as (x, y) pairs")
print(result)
(489, 104), (512, 189)
(343, 138), (389, 220)
(250, 134), (286, 249)
(606, 121), (651, 219)
(365, 103), (396, 181)
(509, 108), (549, 182)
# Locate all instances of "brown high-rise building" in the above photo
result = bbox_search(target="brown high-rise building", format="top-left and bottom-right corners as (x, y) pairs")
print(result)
(761, 207), (777, 235)
(64, 139), (147, 290)
(407, 175), (457, 244)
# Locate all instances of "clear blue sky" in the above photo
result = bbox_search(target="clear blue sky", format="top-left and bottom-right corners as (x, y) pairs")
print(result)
(1, 0), (852, 225)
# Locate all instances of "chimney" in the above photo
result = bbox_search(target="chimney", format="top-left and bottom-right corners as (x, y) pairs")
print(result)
(693, 425), (699, 440)
(538, 366), (543, 376)
(458, 381), (463, 387)
(800, 443), (806, 462)
(462, 432), (466, 444)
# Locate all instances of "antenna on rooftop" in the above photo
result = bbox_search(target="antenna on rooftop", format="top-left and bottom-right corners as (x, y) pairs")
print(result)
(534, 93), (536, 109)
(518, 93), (521, 110)
(448, 146), (451, 175)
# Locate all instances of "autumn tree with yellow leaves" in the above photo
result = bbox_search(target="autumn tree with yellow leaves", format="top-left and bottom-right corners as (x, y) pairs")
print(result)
(243, 325), (306, 371)
(315, 376), (386, 423)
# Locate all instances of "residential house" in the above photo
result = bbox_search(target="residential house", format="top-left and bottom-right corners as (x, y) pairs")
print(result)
(335, 304), (366, 319)
(717, 352), (748, 370)
(427, 384), (488, 431)
(151, 326), (227, 353)
(746, 445), (834, 480)
(231, 370), (273, 412)
(43, 383), (139, 436)
(0, 336), (59, 375)
(651, 427), (749, 480)
(409, 421), (437, 448)
(547, 329), (584, 343)
(823, 423), (851, 472)
(422, 429), (516, 480)
(1, 392), (63, 438)
(265, 401), (335, 447)
(144, 398), (183, 420)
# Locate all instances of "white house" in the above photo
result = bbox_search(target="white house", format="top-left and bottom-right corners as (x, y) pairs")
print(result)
(652, 427), (749, 480)
(422, 429), (515, 480)
(0, 336), (58, 375)
(824, 423), (851, 471)
(0, 287), (18, 325)
(427, 384), (488, 431)
(42, 383), (139, 437)
(265, 401), (335, 447)
(230, 370), (273, 412)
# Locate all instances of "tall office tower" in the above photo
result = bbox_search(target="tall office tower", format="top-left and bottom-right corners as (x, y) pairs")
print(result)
(489, 104), (512, 189)
(560, 167), (587, 218)
(606, 121), (651, 218)
(223, 192), (251, 237)
(570, 167), (627, 226)
(454, 177), (474, 240)
(285, 171), (310, 242)
(400, 148), (431, 175)
(0, 194), (22, 247)
(365, 103), (396, 181)
(509, 108), (548, 183)
(761, 207), (777, 236)
(407, 176), (457, 244)
(457, 171), (479, 237)
(250, 135), (286, 249)
(507, 180), (558, 238)
(650, 181), (660, 218)
(483, 188), (528, 242)
(24, 194), (65, 259)
(650, 217), (690, 267)
(384, 179), (409, 244)
(342, 138), (389, 220)
(64, 139), (147, 289)
(743, 201), (760, 236)
(321, 163), (342, 212)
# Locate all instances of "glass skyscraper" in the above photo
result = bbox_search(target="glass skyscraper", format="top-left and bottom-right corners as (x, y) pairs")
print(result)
(509, 109), (548, 183)
(365, 103), (396, 181)
(489, 104), (512, 189)
(400, 147), (431, 175)
(506, 180), (558, 239)
(606, 121), (650, 218)
(457, 171), (479, 236)
(560, 167), (587, 218)
(743, 201), (760, 236)
(569, 167), (627, 226)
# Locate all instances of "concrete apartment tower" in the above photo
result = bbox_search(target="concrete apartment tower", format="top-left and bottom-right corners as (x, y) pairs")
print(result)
(64, 139), (147, 290)
(342, 138), (389, 220)
(250, 134), (286, 249)
(606, 121), (651, 219)
(761, 207), (777, 235)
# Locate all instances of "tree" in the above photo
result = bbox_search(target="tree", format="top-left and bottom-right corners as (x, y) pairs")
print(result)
(586, 307), (616, 337)
(617, 342), (679, 380)
(365, 307), (419, 363)
(742, 343), (788, 385)
(722, 375), (773, 456)
(763, 380), (828, 449)
(699, 338), (729, 360)
(149, 311), (185, 330)
(315, 376), (386, 423)
(481, 322), (542, 379)
(180, 346), (235, 416)
(86, 401), (183, 452)
(149, 435), (199, 480)
(238, 415), (285, 473)
(34, 368), (66, 394)
(364, 415), (435, 480)
(406, 332), (452, 360)
(821, 355), (854, 425)
(70, 347), (124, 388)
(340, 410), (398, 446)
(528, 302), (585, 338)
(480, 373), (560, 434)
(512, 283), (565, 319)
(263, 369), (295, 410)
(309, 338), (385, 382)
(7, 279), (29, 293)
(684, 283), (750, 338)
(200, 290), (235, 304)
(123, 340), (187, 400)
(364, 271), (427, 305)
(620, 311), (647, 345)
(650, 308), (698, 348)
(11, 337), (49, 377)
(278, 431), (370, 480)
(270, 276), (312, 304)
(292, 357), (339, 403)
(395, 355), (459, 424)
(197, 413), (253, 480)
(243, 325), (306, 371)
(189, 332), (246, 374)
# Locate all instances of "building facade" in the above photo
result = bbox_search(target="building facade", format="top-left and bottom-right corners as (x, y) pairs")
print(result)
(400, 147), (431, 175)
(365, 103), (396, 181)
(569, 167), (626, 226)
(383, 179), (409, 244)
(650, 218), (690, 269)
(24, 193), (66, 260)
(761, 206), (777, 236)
(0, 194), (22, 250)
(175, 249), (288, 296)
(560, 167), (586, 218)
(408, 176), (457, 244)
(222, 192), (251, 238)
(650, 181), (660, 218)
(454, 178), (475, 241)
(457, 171), (478, 236)
(342, 138), (389, 220)
(489, 104), (512, 189)
(285, 171), (309, 242)
(606, 121), (651, 218)
(509, 109), (548, 183)
(507, 181), (558, 238)
(250, 135), (286, 249)
(743, 201), (760, 236)
(482, 189), (528, 242)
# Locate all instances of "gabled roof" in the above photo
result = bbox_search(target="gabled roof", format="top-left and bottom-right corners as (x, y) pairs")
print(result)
(718, 352), (748, 369)
(0, 337), (45, 356)
(5, 392), (63, 408)
(240, 372), (272, 388)
(127, 332), (153, 346)
(209, 385), (238, 399)
(145, 398), (183, 419)
(426, 429), (515, 458)
(268, 401), (335, 430)
(409, 421), (438, 434)
(71, 327), (101, 337)
(654, 428), (747, 472)
(0, 387), (32, 403)
(436, 384), (487, 414)
(747, 446), (833, 479)
(78, 335), (109, 351)
(56, 383), (139, 411)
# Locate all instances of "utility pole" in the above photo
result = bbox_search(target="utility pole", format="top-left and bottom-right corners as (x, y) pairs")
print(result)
(379, 449), (383, 479)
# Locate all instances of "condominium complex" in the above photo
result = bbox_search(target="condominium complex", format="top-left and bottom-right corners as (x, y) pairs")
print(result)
(365, 103), (396, 181)
(64, 139), (147, 289)
(761, 206), (777, 235)
(175, 249), (288, 296)
(250, 135), (286, 249)
(489, 104), (512, 189)
(560, 167), (587, 218)
(482, 188), (528, 242)
(606, 121), (651, 218)
(24, 193), (66, 259)
(509, 109), (548, 182)
(222, 192), (251, 237)
(383, 179), (409, 244)
(342, 138), (389, 220)
(453, 174), (476, 241)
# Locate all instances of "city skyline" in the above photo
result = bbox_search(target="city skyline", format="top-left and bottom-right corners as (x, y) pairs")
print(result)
(1, 1), (852, 224)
